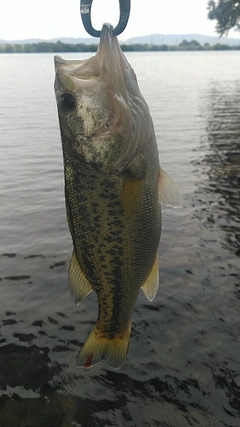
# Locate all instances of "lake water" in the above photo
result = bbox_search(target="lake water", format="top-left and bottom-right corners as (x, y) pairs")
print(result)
(0, 50), (240, 427)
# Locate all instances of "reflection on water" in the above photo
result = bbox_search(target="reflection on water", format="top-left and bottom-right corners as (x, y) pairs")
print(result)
(1, 52), (240, 427)
(202, 81), (240, 256)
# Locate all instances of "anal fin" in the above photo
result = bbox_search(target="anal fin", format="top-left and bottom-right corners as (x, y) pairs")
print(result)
(69, 251), (93, 305)
(141, 256), (159, 302)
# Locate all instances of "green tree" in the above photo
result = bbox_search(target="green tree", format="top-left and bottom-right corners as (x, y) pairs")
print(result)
(208, 0), (240, 35)
(178, 40), (202, 50)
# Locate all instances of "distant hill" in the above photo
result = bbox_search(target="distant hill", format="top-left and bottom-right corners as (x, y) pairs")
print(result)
(1, 33), (240, 47)
(50, 37), (99, 45)
(125, 33), (240, 46)
(0, 37), (99, 45)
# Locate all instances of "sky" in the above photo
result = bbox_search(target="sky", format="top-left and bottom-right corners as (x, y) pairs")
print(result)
(0, 0), (239, 41)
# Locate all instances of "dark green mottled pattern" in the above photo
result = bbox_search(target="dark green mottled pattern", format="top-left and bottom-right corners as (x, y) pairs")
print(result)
(62, 137), (161, 335)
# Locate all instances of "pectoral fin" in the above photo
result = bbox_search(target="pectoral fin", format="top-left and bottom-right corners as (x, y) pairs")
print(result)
(69, 251), (93, 305)
(141, 256), (159, 302)
(158, 168), (183, 208)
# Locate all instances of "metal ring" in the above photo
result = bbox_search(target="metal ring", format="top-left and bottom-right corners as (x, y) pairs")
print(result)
(80, 0), (131, 37)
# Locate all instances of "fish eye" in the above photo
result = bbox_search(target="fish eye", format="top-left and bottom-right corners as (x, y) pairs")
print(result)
(60, 92), (76, 111)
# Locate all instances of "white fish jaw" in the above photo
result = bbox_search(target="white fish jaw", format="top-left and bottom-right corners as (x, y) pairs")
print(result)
(54, 24), (154, 173)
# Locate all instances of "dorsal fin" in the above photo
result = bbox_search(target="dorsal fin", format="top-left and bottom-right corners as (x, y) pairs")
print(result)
(68, 251), (93, 305)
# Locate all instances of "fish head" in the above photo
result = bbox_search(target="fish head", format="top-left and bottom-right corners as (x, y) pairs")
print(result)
(54, 53), (114, 170)
(54, 24), (153, 173)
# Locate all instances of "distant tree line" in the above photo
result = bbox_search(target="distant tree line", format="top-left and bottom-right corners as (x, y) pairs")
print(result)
(0, 41), (98, 54)
(1, 39), (240, 53)
(121, 40), (240, 51)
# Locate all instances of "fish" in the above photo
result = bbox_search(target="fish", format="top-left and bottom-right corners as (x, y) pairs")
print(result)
(54, 23), (183, 369)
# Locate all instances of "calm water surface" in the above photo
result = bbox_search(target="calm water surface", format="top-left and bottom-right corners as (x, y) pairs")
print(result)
(0, 51), (240, 427)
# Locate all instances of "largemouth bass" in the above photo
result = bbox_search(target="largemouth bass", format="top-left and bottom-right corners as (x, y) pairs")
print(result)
(54, 24), (182, 369)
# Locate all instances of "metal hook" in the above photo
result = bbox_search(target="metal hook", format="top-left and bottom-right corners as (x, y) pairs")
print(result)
(80, 0), (131, 37)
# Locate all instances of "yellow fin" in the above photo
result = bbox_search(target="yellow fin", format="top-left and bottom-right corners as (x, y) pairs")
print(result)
(77, 324), (131, 369)
(158, 168), (183, 208)
(68, 251), (93, 305)
(141, 256), (159, 302)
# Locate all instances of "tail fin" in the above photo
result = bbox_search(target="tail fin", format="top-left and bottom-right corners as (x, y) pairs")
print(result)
(77, 324), (131, 369)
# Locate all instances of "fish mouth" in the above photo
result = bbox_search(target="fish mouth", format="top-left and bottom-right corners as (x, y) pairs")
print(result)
(55, 23), (154, 175)
(99, 23), (115, 47)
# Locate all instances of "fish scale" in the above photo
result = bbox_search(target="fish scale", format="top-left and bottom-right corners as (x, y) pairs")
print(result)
(64, 147), (160, 334)
(54, 24), (182, 368)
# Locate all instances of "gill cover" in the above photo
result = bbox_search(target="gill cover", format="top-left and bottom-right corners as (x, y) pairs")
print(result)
(54, 24), (154, 173)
